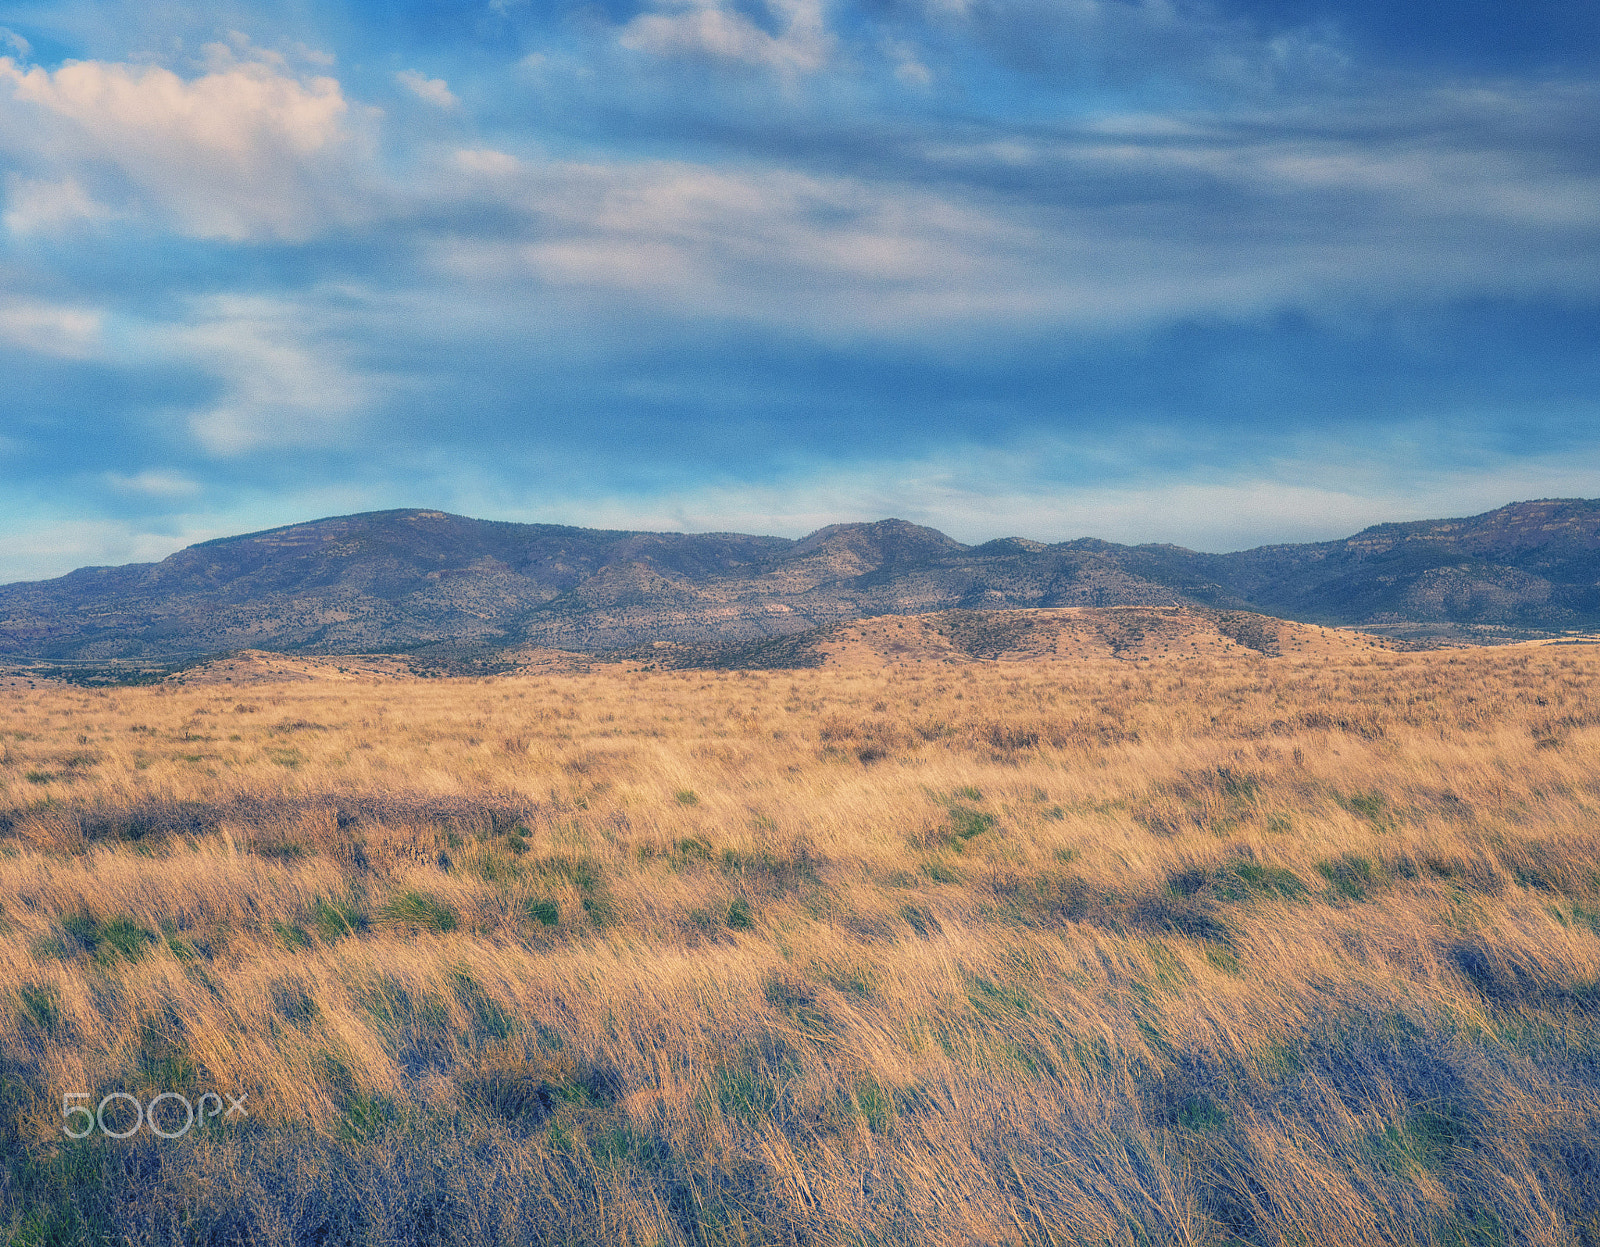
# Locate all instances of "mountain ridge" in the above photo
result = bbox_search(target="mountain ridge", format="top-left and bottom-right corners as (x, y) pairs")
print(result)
(3, 499), (1598, 663)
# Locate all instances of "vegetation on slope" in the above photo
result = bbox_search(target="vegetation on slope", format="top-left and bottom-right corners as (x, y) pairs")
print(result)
(4, 498), (1600, 663)
(0, 645), (1598, 1244)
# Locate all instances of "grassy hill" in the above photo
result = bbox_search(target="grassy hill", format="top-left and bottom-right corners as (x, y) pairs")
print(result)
(3, 499), (1599, 664)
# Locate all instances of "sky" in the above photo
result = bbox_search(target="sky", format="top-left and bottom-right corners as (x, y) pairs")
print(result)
(0, 0), (1597, 582)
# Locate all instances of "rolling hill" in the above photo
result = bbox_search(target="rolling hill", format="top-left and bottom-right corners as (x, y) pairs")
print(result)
(1, 498), (1597, 665)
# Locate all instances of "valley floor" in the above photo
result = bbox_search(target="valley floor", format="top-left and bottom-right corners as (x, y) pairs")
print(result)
(1, 641), (1598, 1245)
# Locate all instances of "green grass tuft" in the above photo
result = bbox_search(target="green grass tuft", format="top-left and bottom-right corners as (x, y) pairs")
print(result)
(1317, 853), (1379, 901)
(375, 890), (459, 933)
(312, 896), (369, 941)
(525, 897), (560, 927)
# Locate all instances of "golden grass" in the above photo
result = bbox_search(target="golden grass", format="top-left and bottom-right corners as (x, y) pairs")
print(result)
(1, 642), (1599, 1245)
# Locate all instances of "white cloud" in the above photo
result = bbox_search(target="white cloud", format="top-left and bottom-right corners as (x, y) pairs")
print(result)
(103, 470), (202, 498)
(1057, 101), (1600, 234)
(0, 51), (363, 240)
(883, 39), (934, 87)
(619, 0), (834, 76)
(0, 45), (1589, 345)
(1244, 143), (1600, 229)
(455, 148), (519, 176)
(396, 69), (458, 108)
(0, 27), (28, 58)
(412, 74), (1600, 342)
(435, 159), (1063, 336)
(163, 296), (377, 456)
(293, 44), (337, 69)
(0, 298), (102, 357)
(4, 174), (116, 234)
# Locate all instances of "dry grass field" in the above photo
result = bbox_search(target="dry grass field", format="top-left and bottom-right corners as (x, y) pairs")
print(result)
(2, 619), (1599, 1246)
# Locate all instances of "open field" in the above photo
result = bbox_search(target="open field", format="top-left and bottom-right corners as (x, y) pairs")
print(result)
(2, 622), (1599, 1245)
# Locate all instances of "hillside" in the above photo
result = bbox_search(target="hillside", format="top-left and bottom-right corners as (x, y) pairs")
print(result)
(613, 606), (1397, 673)
(1210, 497), (1600, 638)
(1, 499), (1598, 663)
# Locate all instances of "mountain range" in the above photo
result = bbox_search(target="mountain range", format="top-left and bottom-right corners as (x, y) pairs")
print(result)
(2, 498), (1598, 666)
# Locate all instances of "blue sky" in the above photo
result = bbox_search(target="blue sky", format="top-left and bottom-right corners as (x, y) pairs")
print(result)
(0, 0), (1596, 581)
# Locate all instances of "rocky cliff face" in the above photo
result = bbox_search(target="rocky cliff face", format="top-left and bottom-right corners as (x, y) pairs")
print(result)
(2, 499), (1597, 662)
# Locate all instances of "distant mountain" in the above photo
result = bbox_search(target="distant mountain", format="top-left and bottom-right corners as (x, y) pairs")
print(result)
(1196, 498), (1600, 632)
(2, 499), (1598, 663)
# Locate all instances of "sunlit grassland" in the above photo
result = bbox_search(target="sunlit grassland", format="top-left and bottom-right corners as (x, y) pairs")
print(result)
(2, 644), (1599, 1245)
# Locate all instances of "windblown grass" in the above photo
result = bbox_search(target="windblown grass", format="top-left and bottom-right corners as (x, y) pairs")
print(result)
(1, 643), (1598, 1244)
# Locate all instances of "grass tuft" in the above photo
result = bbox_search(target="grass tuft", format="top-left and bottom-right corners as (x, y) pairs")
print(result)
(525, 897), (560, 927)
(374, 890), (458, 933)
